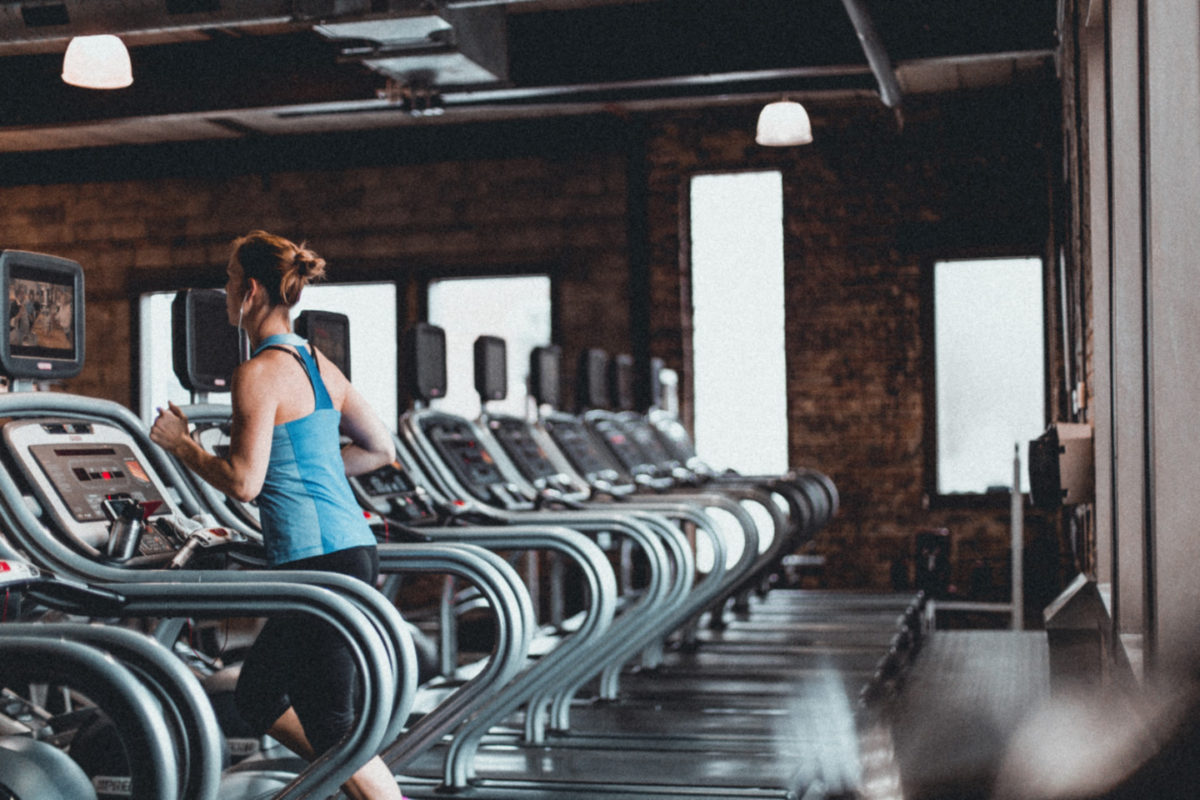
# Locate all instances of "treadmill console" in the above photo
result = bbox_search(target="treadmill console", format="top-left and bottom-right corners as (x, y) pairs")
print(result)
(617, 415), (677, 470)
(487, 417), (555, 478)
(350, 461), (437, 525)
(648, 414), (697, 462)
(28, 441), (168, 523)
(420, 416), (533, 509)
(541, 416), (623, 487)
(588, 415), (652, 476)
(3, 418), (185, 561)
(487, 416), (587, 496)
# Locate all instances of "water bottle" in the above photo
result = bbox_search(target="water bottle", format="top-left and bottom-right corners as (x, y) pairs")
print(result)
(102, 498), (144, 561)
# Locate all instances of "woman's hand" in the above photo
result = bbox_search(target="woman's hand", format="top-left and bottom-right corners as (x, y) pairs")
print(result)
(150, 401), (191, 457)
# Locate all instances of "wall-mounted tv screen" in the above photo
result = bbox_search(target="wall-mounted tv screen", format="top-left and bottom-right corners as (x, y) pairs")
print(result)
(0, 250), (85, 381)
(295, 309), (351, 380)
(171, 288), (242, 394)
(474, 335), (507, 402)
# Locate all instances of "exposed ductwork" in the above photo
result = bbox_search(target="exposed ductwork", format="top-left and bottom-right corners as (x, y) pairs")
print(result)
(0, 0), (434, 51)
(317, 4), (509, 89)
(0, 0), (508, 94)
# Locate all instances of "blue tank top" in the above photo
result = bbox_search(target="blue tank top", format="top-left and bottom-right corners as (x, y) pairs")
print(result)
(251, 333), (375, 566)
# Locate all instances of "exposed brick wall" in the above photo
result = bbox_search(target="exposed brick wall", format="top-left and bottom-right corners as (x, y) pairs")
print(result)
(644, 86), (1068, 603)
(0, 122), (633, 409)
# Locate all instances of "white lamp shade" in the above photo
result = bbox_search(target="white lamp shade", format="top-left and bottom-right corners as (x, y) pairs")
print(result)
(755, 100), (812, 146)
(62, 35), (133, 89)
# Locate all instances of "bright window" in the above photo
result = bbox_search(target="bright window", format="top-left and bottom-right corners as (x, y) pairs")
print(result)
(934, 257), (1045, 494)
(427, 275), (552, 419)
(138, 283), (398, 430)
(689, 171), (788, 474)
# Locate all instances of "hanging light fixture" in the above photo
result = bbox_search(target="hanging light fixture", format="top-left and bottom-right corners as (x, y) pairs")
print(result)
(755, 99), (812, 146)
(62, 35), (133, 90)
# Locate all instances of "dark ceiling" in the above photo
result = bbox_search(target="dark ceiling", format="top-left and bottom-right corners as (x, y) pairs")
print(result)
(0, 0), (1060, 153)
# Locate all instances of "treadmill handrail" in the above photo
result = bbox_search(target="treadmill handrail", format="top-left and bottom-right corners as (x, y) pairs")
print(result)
(0, 635), (180, 800)
(434, 525), (617, 789)
(375, 542), (534, 771)
(106, 578), (398, 800)
(0, 622), (223, 800)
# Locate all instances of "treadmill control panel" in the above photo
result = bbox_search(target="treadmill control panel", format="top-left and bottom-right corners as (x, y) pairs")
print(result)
(420, 417), (532, 509)
(649, 415), (696, 461)
(29, 442), (168, 524)
(541, 417), (618, 483)
(589, 416), (650, 475)
(351, 462), (437, 525)
(487, 416), (588, 497)
(619, 415), (676, 468)
(2, 418), (186, 560)
(487, 417), (557, 480)
(426, 420), (505, 488)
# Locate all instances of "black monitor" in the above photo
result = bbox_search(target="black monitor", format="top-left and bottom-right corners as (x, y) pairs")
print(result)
(529, 345), (561, 409)
(577, 348), (609, 410)
(404, 322), (447, 402)
(648, 356), (665, 409)
(474, 335), (507, 402)
(608, 353), (635, 411)
(296, 309), (351, 380)
(0, 250), (85, 381)
(171, 288), (242, 394)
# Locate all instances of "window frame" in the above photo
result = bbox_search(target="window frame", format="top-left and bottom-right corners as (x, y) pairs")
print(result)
(922, 249), (1051, 510)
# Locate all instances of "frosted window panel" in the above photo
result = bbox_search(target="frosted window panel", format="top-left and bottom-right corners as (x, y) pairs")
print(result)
(138, 292), (194, 423)
(935, 257), (1044, 494)
(427, 275), (551, 419)
(139, 283), (398, 433)
(690, 171), (788, 475)
(291, 283), (398, 432)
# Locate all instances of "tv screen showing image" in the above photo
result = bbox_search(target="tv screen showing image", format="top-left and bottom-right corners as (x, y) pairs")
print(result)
(0, 250), (84, 381)
(9, 272), (75, 359)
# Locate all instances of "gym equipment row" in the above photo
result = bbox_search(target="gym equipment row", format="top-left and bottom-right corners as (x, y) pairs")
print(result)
(0, 249), (924, 800)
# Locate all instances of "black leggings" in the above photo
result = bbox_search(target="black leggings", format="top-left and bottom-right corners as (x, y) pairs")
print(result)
(234, 545), (380, 756)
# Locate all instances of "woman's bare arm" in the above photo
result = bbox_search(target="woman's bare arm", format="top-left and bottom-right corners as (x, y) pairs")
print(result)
(338, 382), (396, 477)
(150, 362), (277, 502)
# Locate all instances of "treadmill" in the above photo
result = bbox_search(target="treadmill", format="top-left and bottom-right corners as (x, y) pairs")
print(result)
(497, 342), (916, 629)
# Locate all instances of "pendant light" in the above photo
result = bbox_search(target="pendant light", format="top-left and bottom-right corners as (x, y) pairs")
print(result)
(755, 99), (812, 146)
(62, 35), (133, 90)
